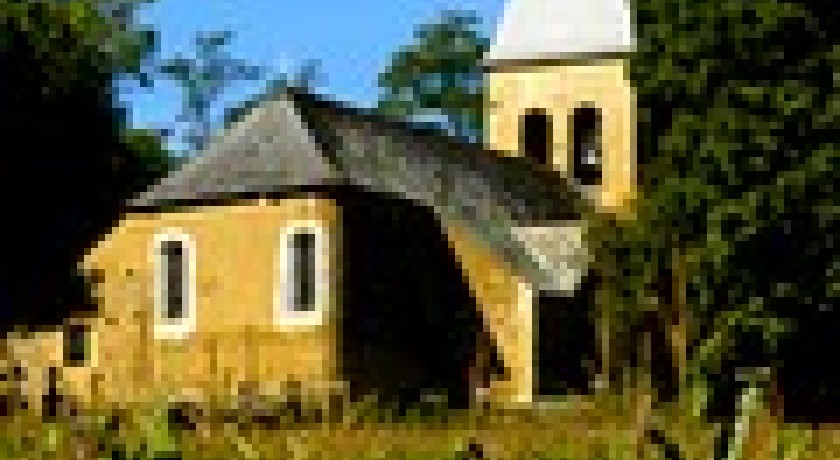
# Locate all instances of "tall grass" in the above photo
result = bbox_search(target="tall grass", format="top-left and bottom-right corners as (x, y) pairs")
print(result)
(0, 387), (834, 460)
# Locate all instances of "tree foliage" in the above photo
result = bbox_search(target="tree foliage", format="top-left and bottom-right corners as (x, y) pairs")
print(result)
(120, 127), (174, 176)
(0, 0), (171, 331)
(377, 10), (489, 141)
(222, 60), (326, 130)
(592, 0), (839, 416)
(157, 30), (262, 153)
(0, 1), (159, 85)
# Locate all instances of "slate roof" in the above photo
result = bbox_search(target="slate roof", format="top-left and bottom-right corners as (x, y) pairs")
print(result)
(484, 0), (635, 66)
(130, 84), (590, 291)
(130, 90), (341, 205)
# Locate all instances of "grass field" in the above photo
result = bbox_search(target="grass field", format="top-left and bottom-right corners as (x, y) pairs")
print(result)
(2, 389), (840, 460)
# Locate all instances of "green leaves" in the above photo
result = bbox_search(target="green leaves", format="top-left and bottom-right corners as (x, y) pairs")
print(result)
(0, 0), (158, 97)
(377, 9), (489, 141)
(591, 0), (840, 399)
(156, 30), (262, 153)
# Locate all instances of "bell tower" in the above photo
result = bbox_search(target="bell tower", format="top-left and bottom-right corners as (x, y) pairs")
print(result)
(484, 0), (637, 213)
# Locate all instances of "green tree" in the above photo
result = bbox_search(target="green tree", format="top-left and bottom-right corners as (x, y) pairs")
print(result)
(2, 0), (161, 84)
(0, 0), (171, 331)
(593, 0), (839, 416)
(222, 60), (326, 129)
(377, 10), (489, 141)
(121, 127), (175, 176)
(157, 30), (262, 153)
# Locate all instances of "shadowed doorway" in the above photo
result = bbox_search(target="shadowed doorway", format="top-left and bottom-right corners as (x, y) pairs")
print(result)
(335, 186), (494, 408)
(535, 273), (601, 397)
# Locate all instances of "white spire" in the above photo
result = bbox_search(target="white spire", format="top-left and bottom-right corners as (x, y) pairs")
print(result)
(485, 0), (635, 65)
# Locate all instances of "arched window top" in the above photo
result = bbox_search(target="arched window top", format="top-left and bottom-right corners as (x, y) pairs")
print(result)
(520, 108), (553, 167)
(524, 107), (549, 118)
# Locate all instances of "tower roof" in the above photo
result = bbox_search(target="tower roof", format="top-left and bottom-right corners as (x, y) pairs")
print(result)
(484, 0), (635, 67)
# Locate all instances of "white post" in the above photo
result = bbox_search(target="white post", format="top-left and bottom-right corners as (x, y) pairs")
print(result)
(725, 368), (767, 460)
(516, 281), (534, 405)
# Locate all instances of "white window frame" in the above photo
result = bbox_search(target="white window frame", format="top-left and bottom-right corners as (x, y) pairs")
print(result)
(274, 221), (330, 328)
(152, 228), (197, 339)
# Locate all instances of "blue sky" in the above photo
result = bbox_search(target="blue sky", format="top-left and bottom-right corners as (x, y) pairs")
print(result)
(122, 0), (508, 153)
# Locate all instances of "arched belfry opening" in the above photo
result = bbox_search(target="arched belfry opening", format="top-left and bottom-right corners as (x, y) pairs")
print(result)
(570, 103), (603, 185)
(520, 108), (553, 167)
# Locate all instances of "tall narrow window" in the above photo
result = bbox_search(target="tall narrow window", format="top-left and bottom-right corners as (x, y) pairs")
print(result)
(291, 232), (316, 312)
(153, 230), (196, 337)
(570, 104), (603, 185)
(161, 240), (185, 320)
(276, 222), (329, 326)
(520, 109), (553, 166)
(64, 324), (87, 367)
